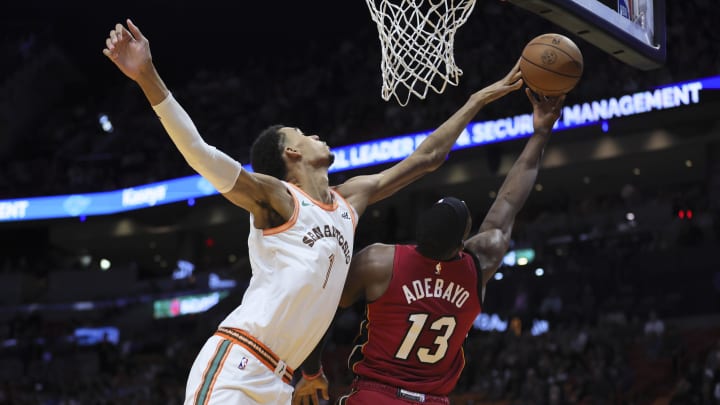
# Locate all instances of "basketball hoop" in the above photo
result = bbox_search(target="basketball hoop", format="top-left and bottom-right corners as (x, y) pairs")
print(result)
(365, 0), (477, 106)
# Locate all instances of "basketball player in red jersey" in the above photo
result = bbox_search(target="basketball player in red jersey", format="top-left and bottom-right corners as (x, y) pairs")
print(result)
(293, 90), (565, 405)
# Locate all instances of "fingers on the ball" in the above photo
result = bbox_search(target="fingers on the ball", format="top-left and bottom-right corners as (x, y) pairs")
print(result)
(525, 88), (536, 102)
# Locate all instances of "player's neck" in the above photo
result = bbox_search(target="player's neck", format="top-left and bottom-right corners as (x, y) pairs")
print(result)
(287, 166), (332, 204)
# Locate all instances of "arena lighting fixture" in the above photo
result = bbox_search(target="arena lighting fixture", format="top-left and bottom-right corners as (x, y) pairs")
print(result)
(503, 248), (536, 266)
(494, 272), (504, 281)
(79, 254), (92, 267)
(172, 260), (195, 280)
(531, 319), (550, 336)
(535, 268), (545, 276)
(98, 114), (114, 133)
(99, 258), (111, 270)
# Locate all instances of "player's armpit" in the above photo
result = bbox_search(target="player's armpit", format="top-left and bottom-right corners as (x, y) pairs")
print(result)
(222, 171), (295, 227)
(464, 229), (509, 285)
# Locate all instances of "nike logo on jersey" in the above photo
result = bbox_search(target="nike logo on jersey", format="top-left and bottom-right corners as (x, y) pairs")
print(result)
(301, 200), (313, 207)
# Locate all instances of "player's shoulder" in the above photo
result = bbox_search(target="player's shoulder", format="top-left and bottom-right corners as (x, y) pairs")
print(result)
(357, 243), (396, 258)
(353, 243), (396, 272)
(359, 242), (395, 249)
(349, 243), (395, 289)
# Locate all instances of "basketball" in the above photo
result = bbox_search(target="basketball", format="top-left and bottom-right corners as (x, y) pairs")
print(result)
(519, 33), (584, 96)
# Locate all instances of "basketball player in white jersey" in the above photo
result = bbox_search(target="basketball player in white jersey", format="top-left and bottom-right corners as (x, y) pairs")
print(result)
(103, 19), (523, 405)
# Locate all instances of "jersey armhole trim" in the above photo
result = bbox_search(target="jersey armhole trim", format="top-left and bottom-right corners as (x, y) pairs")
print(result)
(262, 188), (300, 236)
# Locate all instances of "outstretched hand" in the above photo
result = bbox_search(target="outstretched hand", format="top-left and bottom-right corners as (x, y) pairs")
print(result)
(292, 373), (330, 405)
(473, 57), (524, 105)
(102, 19), (152, 82)
(526, 88), (565, 134)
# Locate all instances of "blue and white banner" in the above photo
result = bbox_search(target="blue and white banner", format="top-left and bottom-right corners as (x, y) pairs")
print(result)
(1, 75), (717, 222)
(0, 175), (219, 222)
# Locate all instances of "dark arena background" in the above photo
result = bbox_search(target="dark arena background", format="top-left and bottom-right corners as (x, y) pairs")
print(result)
(1, 0), (720, 403)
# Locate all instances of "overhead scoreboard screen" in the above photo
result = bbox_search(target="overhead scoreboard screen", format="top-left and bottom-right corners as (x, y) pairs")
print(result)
(506, 0), (666, 70)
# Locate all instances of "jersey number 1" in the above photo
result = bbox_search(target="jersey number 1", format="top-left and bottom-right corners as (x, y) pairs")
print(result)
(394, 313), (456, 364)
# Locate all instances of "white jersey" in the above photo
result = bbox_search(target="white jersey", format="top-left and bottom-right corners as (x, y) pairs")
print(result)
(219, 182), (357, 369)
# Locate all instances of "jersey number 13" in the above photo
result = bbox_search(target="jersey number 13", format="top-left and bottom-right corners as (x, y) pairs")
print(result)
(394, 313), (457, 364)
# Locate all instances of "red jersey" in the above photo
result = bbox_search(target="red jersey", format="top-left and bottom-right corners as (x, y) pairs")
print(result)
(349, 244), (482, 396)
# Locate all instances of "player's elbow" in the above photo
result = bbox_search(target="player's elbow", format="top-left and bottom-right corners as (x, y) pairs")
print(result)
(420, 150), (447, 172)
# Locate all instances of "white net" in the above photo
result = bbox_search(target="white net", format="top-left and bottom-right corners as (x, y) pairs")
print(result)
(365, 0), (477, 106)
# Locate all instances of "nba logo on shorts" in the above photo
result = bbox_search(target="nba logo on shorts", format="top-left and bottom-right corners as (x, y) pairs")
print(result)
(238, 357), (249, 370)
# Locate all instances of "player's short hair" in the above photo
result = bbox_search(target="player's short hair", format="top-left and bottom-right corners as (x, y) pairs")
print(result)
(415, 197), (470, 260)
(251, 125), (287, 180)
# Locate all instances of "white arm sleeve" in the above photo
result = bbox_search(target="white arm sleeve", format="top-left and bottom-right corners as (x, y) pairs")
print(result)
(152, 93), (243, 194)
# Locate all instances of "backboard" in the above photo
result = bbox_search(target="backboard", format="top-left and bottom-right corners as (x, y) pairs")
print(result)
(504, 0), (666, 70)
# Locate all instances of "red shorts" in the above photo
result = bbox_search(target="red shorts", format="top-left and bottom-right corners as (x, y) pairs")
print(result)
(338, 378), (449, 405)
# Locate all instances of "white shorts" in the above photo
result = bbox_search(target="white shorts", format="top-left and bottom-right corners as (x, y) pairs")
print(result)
(184, 335), (294, 405)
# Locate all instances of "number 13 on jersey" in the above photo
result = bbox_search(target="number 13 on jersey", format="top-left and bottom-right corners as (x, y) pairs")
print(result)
(395, 313), (457, 364)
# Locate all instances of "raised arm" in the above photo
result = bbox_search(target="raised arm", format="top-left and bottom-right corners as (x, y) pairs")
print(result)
(465, 89), (565, 286)
(335, 62), (524, 217)
(102, 20), (294, 224)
